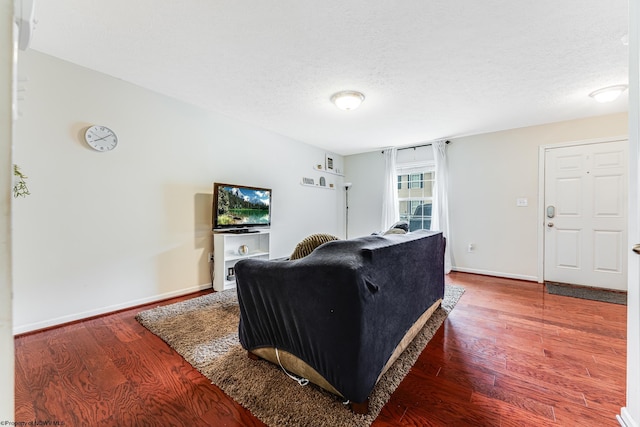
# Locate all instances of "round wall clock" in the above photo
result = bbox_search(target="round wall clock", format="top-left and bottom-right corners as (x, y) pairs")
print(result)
(84, 125), (118, 152)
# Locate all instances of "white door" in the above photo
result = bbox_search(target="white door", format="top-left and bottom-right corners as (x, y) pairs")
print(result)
(544, 140), (628, 290)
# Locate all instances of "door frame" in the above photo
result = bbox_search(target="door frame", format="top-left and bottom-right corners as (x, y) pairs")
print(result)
(536, 135), (629, 283)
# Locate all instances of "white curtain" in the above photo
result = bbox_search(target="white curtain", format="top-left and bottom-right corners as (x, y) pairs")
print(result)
(432, 140), (452, 274)
(381, 147), (399, 230)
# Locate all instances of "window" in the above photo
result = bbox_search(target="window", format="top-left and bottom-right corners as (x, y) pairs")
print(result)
(397, 165), (434, 231)
(409, 173), (424, 189)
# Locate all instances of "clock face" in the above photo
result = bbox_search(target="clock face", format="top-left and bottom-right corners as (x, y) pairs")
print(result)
(84, 125), (118, 152)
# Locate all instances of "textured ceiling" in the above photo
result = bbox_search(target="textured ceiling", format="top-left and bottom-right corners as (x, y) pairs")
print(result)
(29, 0), (629, 155)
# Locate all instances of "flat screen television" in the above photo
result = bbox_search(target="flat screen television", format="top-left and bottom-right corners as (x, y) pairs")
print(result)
(212, 183), (272, 231)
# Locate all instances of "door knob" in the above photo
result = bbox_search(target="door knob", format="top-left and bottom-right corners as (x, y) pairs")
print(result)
(633, 244), (640, 254)
(547, 222), (554, 228)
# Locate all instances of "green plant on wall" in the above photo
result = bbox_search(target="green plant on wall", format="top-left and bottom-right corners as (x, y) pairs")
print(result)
(13, 164), (30, 198)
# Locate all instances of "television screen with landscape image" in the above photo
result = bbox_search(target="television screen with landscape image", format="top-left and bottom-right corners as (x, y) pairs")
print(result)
(213, 183), (271, 230)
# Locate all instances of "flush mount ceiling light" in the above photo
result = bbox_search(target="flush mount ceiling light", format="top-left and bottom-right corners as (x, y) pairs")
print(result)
(330, 90), (365, 110)
(588, 85), (628, 103)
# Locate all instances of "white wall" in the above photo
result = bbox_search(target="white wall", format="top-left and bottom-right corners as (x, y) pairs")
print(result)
(449, 114), (627, 280)
(344, 150), (385, 237)
(623, 0), (640, 425)
(345, 113), (628, 281)
(12, 50), (344, 333)
(0, 0), (14, 419)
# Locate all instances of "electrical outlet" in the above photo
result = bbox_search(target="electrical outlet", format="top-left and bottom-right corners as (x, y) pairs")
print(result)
(467, 243), (475, 253)
(208, 252), (214, 262)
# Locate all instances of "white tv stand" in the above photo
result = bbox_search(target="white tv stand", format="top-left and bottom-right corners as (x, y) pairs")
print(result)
(212, 230), (270, 291)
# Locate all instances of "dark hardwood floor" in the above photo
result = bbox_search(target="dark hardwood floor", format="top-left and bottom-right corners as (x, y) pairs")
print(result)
(15, 272), (626, 426)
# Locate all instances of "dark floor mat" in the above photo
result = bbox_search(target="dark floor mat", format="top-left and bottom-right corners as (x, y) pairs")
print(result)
(545, 282), (627, 305)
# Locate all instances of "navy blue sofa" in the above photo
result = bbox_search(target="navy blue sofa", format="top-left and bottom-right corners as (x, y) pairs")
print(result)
(234, 230), (445, 413)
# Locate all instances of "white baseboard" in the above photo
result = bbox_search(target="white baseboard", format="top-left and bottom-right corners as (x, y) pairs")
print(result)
(451, 266), (538, 282)
(618, 408), (640, 427)
(13, 283), (213, 335)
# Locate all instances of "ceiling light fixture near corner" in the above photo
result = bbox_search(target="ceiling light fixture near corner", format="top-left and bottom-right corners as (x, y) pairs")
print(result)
(588, 85), (628, 103)
(331, 90), (365, 110)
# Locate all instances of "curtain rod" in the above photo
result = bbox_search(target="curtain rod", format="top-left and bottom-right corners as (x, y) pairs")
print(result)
(381, 140), (450, 153)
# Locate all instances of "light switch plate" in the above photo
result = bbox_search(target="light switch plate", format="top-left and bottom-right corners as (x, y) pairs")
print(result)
(516, 198), (528, 207)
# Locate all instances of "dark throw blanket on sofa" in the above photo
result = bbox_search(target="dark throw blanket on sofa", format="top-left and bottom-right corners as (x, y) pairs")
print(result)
(234, 230), (445, 405)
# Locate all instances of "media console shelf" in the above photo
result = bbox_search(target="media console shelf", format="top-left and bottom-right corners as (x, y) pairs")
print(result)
(213, 230), (270, 291)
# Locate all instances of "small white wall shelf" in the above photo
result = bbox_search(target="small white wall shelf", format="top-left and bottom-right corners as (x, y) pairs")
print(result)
(300, 176), (336, 190)
(304, 152), (343, 188)
(213, 230), (270, 291)
(312, 153), (344, 176)
(312, 164), (344, 176)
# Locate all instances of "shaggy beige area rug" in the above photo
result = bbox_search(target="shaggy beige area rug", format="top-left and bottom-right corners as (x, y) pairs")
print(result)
(136, 284), (464, 427)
